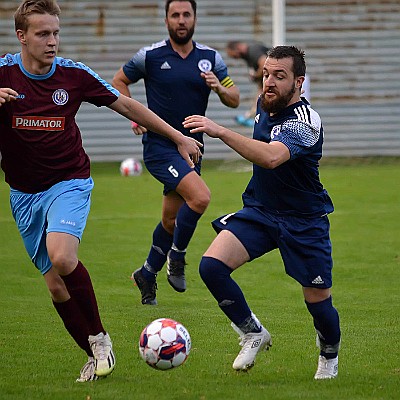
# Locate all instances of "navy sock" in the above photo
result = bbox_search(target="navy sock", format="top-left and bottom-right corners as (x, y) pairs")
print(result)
(142, 222), (173, 281)
(199, 256), (254, 329)
(169, 203), (202, 261)
(306, 296), (341, 359)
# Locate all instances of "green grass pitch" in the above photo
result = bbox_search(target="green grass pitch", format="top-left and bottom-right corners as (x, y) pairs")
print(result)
(0, 158), (399, 400)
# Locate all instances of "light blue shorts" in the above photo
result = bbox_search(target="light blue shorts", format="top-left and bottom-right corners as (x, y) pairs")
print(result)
(10, 178), (94, 275)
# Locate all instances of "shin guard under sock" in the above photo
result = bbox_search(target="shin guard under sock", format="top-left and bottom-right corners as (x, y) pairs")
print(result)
(199, 256), (253, 328)
(306, 296), (341, 358)
(53, 298), (92, 356)
(61, 261), (105, 335)
(142, 222), (173, 281)
(169, 203), (202, 261)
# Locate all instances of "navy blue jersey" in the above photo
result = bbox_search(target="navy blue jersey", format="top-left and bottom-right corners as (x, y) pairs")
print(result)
(242, 99), (334, 217)
(123, 39), (234, 154)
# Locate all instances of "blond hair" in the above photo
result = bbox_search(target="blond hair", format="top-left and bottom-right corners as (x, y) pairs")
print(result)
(14, 0), (60, 31)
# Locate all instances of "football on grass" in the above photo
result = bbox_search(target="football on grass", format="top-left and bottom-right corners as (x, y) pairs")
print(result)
(139, 318), (191, 370)
(120, 157), (142, 176)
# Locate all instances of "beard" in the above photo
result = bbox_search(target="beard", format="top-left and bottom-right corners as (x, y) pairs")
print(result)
(168, 25), (195, 45)
(261, 83), (296, 115)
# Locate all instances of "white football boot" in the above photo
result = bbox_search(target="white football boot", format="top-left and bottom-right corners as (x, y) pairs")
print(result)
(314, 355), (339, 379)
(314, 334), (339, 379)
(89, 332), (116, 377)
(231, 317), (272, 371)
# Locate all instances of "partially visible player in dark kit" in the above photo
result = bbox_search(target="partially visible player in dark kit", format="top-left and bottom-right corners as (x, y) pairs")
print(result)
(113, 0), (239, 305)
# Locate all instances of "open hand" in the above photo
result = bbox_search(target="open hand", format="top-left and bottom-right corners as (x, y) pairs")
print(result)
(183, 115), (223, 138)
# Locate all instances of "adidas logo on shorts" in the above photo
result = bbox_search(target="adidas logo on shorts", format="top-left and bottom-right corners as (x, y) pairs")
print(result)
(312, 275), (324, 285)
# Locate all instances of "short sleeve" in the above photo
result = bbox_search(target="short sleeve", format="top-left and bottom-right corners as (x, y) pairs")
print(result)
(122, 47), (147, 83)
(272, 106), (322, 158)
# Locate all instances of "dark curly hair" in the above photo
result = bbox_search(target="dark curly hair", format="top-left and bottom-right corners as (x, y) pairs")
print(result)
(267, 46), (306, 77)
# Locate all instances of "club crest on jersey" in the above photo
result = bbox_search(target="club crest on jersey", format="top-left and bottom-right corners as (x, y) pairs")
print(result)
(271, 125), (281, 139)
(198, 59), (212, 73)
(52, 89), (69, 106)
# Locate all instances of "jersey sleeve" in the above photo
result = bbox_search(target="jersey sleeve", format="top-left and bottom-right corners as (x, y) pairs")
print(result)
(57, 58), (119, 107)
(75, 62), (119, 107)
(272, 106), (322, 158)
(122, 47), (147, 83)
(213, 51), (235, 88)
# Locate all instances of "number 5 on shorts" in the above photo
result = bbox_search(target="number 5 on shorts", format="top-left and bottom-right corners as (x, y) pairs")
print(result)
(168, 165), (179, 178)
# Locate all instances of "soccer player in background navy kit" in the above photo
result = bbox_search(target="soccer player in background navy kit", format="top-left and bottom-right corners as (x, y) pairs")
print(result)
(184, 46), (341, 379)
(112, 0), (239, 305)
(0, 0), (201, 382)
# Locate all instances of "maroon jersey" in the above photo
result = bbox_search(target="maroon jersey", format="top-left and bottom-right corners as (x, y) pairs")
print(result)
(0, 53), (119, 193)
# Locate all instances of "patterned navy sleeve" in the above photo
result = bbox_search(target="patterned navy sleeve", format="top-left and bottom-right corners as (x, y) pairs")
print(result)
(272, 105), (322, 158)
(214, 50), (235, 88)
(214, 51), (228, 77)
(122, 46), (147, 83)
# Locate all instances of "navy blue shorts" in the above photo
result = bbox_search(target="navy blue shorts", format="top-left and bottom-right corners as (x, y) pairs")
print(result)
(212, 207), (333, 288)
(145, 150), (201, 195)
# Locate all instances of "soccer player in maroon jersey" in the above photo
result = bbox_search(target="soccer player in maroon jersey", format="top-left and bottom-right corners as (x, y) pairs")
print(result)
(0, 0), (201, 382)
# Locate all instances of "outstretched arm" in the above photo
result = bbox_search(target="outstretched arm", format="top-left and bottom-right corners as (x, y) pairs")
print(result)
(109, 94), (202, 167)
(183, 115), (289, 169)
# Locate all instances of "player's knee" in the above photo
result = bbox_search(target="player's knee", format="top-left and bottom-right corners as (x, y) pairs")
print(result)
(49, 253), (77, 274)
(199, 188), (211, 210)
(303, 287), (331, 304)
(189, 188), (211, 213)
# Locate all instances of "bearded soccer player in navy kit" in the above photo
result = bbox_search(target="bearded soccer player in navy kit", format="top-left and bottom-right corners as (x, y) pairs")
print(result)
(184, 46), (341, 379)
(112, 0), (239, 305)
(0, 0), (202, 383)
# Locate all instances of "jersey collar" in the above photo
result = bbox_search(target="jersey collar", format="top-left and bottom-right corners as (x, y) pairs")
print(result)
(16, 52), (57, 80)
